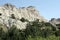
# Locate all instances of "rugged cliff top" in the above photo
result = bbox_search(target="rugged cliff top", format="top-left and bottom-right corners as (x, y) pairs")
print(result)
(0, 3), (47, 30)
(50, 18), (60, 24)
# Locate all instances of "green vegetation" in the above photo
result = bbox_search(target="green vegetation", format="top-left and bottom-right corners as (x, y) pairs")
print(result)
(11, 14), (16, 19)
(0, 19), (60, 40)
(56, 24), (60, 29)
(20, 17), (29, 22)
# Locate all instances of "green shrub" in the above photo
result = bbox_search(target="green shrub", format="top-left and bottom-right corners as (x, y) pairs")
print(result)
(40, 29), (52, 38)
(55, 30), (60, 37)
(11, 14), (15, 19)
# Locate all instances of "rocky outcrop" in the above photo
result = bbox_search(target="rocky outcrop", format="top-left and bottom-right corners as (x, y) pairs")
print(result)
(49, 18), (60, 29)
(0, 3), (47, 30)
(49, 18), (60, 24)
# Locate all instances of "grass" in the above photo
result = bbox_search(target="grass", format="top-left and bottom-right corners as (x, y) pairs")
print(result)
(27, 35), (60, 40)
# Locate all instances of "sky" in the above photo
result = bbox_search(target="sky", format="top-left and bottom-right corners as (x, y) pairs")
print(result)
(0, 0), (60, 20)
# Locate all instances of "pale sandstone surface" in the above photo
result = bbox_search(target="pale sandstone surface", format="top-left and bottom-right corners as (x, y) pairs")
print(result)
(0, 4), (47, 30)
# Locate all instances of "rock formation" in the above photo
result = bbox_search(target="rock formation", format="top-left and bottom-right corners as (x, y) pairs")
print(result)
(49, 18), (60, 29)
(0, 3), (47, 30)
(50, 18), (60, 24)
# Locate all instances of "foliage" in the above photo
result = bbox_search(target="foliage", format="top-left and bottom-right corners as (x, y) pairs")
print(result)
(11, 14), (15, 19)
(20, 17), (29, 22)
(25, 19), (42, 38)
(55, 30), (60, 37)
(0, 25), (26, 40)
(0, 19), (60, 40)
(25, 19), (54, 38)
(40, 29), (52, 38)
(56, 24), (60, 29)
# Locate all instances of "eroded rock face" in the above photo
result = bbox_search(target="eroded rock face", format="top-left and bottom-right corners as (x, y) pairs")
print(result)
(0, 3), (47, 30)
(50, 18), (60, 24)
(49, 18), (60, 29)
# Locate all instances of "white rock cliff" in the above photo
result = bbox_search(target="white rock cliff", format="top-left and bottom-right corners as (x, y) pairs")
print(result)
(0, 4), (47, 30)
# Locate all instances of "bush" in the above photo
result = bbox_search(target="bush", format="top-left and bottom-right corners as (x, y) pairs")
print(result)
(25, 19), (44, 38)
(0, 25), (26, 40)
(55, 30), (60, 37)
(40, 29), (52, 38)
(11, 14), (15, 19)
(0, 19), (60, 40)
(8, 25), (26, 40)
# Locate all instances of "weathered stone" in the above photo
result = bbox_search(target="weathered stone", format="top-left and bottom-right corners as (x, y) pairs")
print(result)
(0, 3), (47, 30)
(50, 18), (60, 24)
